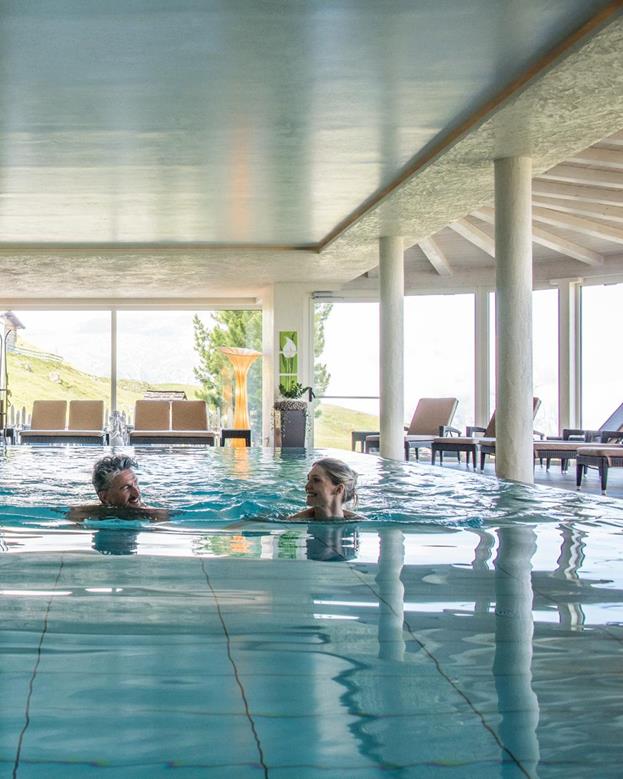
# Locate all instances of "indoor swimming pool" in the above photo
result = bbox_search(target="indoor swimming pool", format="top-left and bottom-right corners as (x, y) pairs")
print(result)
(1, 446), (622, 777)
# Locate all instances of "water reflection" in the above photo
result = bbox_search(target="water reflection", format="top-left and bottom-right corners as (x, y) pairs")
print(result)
(305, 524), (359, 562)
(494, 526), (540, 774)
(375, 527), (405, 661)
(92, 528), (139, 555)
(554, 524), (586, 628)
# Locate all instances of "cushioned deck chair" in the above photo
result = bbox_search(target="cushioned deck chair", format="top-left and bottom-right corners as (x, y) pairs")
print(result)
(129, 400), (171, 444)
(129, 399), (217, 445)
(170, 400), (217, 445)
(432, 398), (541, 469)
(534, 401), (623, 472)
(20, 400), (68, 444)
(576, 443), (623, 494)
(61, 400), (106, 444)
(363, 397), (459, 460)
(21, 400), (106, 444)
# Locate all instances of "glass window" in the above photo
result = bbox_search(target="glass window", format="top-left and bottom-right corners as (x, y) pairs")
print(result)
(7, 311), (110, 425)
(489, 290), (559, 436)
(404, 294), (474, 434)
(313, 302), (379, 449)
(116, 310), (262, 441)
(582, 283), (623, 429)
(533, 289), (558, 436)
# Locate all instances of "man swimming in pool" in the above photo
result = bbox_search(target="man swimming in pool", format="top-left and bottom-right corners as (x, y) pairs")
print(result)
(67, 455), (169, 522)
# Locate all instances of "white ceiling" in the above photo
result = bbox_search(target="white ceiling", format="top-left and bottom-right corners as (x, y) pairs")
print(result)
(0, 0), (622, 299)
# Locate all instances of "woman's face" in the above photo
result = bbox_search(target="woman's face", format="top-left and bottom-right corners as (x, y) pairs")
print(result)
(305, 464), (341, 508)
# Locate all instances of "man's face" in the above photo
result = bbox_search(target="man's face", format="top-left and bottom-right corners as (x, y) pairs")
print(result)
(98, 469), (142, 508)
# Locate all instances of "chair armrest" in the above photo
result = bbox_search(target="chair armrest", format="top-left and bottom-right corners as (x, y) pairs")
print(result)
(599, 430), (623, 444)
(441, 425), (462, 437)
(562, 428), (588, 440)
(533, 429), (545, 440)
(466, 425), (486, 437)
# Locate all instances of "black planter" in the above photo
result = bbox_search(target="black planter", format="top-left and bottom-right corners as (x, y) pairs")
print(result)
(274, 400), (307, 448)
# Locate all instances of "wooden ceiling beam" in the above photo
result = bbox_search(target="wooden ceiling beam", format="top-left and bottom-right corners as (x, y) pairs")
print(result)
(532, 180), (623, 205)
(473, 207), (603, 266)
(533, 196), (623, 224)
(418, 236), (453, 276)
(449, 218), (495, 257)
(532, 206), (623, 244)
(571, 147), (623, 171)
(541, 164), (623, 190)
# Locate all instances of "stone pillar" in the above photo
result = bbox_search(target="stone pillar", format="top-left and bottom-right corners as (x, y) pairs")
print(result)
(474, 287), (491, 428)
(558, 279), (582, 431)
(261, 283), (314, 447)
(494, 156), (534, 483)
(379, 236), (404, 460)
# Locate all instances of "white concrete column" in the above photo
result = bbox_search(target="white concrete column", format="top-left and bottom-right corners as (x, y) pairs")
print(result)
(557, 279), (582, 431)
(474, 288), (491, 428)
(110, 309), (117, 414)
(379, 236), (404, 460)
(494, 156), (534, 483)
(261, 283), (314, 447)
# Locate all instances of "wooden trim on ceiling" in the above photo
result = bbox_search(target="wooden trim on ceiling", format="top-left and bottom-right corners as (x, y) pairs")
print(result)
(0, 242), (319, 255)
(317, 1), (623, 253)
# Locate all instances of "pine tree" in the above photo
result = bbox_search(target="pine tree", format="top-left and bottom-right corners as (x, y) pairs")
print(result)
(192, 305), (332, 432)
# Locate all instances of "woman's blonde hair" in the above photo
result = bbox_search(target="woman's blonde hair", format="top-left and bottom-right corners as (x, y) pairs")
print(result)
(314, 458), (358, 505)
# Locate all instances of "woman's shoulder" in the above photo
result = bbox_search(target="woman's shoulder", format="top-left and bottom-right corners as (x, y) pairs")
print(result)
(286, 508), (315, 520)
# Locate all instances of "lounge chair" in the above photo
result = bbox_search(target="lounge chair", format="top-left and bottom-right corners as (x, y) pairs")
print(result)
(20, 400), (68, 444)
(21, 399), (107, 445)
(362, 397), (459, 460)
(534, 401), (623, 472)
(129, 399), (217, 445)
(576, 441), (623, 493)
(129, 400), (171, 444)
(432, 398), (541, 469)
(170, 400), (217, 445)
(65, 400), (106, 443)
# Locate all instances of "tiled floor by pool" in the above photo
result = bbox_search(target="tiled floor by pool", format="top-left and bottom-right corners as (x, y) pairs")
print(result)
(1, 520), (622, 778)
(1, 446), (623, 777)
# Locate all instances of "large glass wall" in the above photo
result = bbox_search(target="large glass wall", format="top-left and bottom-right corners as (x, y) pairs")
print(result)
(532, 289), (558, 436)
(5, 308), (262, 440)
(489, 289), (559, 436)
(117, 310), (262, 441)
(313, 301), (380, 449)
(8, 311), (111, 425)
(313, 294), (475, 449)
(582, 282), (623, 429)
(404, 294), (474, 434)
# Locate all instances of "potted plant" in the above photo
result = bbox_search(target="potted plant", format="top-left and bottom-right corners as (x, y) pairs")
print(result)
(274, 382), (314, 447)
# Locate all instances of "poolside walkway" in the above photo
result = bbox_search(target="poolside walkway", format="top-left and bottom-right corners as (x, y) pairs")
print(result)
(416, 453), (623, 500)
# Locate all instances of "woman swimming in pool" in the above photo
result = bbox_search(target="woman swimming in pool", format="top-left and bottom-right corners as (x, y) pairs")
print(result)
(288, 458), (360, 520)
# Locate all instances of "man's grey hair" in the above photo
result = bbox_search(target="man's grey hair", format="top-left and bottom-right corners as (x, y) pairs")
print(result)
(313, 458), (358, 505)
(92, 455), (138, 493)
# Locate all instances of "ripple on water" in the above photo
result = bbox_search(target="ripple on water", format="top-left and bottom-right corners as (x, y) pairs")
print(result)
(0, 445), (623, 530)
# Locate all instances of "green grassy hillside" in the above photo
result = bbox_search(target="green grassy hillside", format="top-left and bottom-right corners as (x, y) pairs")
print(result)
(314, 403), (378, 450)
(6, 349), (375, 449)
(5, 350), (199, 420)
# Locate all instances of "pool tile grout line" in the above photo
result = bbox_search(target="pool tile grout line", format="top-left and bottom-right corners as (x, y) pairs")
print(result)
(12, 556), (65, 779)
(200, 558), (269, 779)
(345, 560), (534, 779)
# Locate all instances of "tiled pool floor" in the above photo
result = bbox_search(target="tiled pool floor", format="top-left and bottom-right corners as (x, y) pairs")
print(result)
(2, 519), (622, 778)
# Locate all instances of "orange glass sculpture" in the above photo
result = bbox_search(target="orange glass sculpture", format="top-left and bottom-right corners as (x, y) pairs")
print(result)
(219, 347), (262, 447)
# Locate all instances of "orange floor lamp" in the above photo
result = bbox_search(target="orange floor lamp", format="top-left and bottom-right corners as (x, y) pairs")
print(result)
(219, 347), (262, 446)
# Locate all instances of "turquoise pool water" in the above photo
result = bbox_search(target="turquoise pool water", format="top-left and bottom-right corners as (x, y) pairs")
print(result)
(1, 446), (623, 777)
